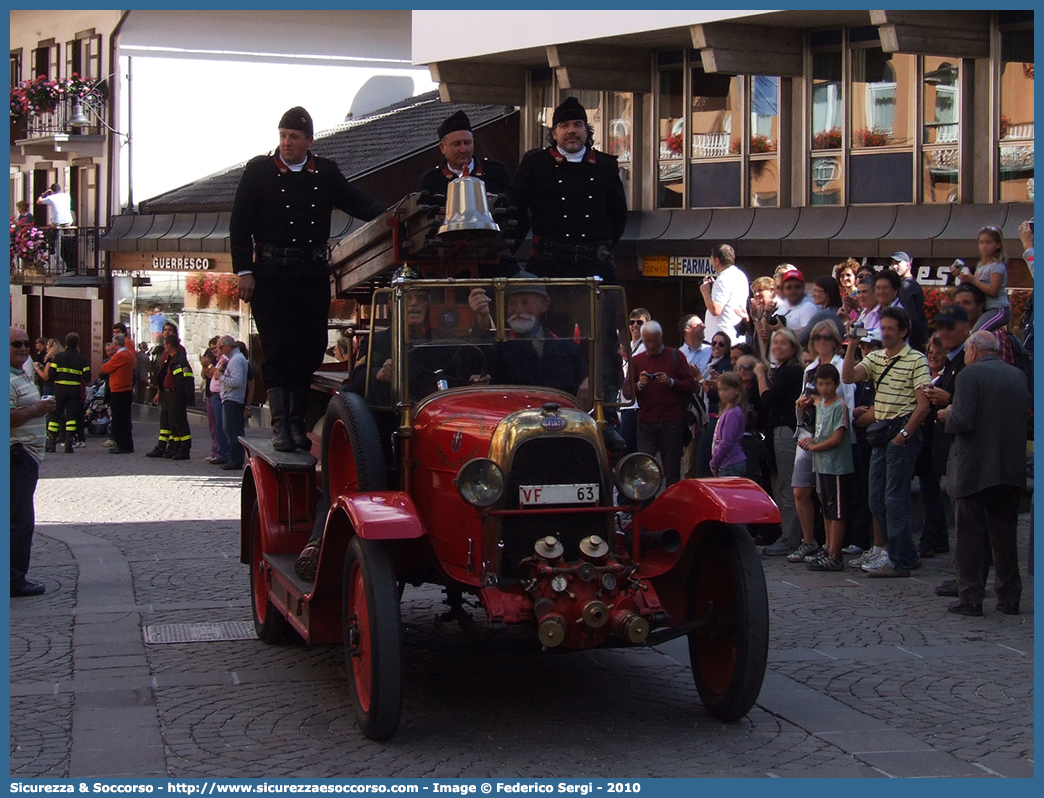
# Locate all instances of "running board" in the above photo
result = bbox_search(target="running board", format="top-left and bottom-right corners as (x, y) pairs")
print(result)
(264, 552), (315, 598)
(240, 436), (317, 471)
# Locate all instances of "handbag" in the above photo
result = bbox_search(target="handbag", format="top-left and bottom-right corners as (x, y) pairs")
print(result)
(864, 356), (907, 448)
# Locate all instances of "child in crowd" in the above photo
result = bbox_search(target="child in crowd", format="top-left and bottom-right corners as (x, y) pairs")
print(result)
(796, 363), (854, 571)
(956, 225), (1009, 332)
(709, 371), (747, 477)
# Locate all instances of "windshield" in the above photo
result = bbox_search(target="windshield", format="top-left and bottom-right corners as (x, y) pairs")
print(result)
(362, 279), (630, 410)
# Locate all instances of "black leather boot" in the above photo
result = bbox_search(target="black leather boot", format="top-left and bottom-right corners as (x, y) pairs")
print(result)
(289, 390), (311, 451)
(144, 441), (167, 458)
(267, 388), (296, 452)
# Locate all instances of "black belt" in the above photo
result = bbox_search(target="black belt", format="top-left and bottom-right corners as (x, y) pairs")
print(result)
(533, 239), (612, 264)
(257, 243), (328, 267)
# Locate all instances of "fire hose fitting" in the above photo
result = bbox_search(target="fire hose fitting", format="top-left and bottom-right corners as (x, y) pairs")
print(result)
(578, 599), (609, 629)
(611, 610), (650, 644)
(534, 599), (566, 648)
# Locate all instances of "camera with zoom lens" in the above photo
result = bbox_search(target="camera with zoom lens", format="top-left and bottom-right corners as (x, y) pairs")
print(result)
(768, 314), (786, 327)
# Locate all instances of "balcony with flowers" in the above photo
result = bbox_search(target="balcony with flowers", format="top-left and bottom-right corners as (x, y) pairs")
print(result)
(10, 74), (108, 159)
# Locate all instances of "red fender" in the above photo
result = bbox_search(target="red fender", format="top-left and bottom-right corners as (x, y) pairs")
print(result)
(330, 492), (427, 540)
(633, 477), (780, 577)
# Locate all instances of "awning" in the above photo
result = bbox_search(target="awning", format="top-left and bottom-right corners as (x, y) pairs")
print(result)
(628, 203), (1031, 261)
(99, 211), (367, 255)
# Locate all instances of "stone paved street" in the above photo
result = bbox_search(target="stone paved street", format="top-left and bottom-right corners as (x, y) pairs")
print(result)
(10, 420), (1034, 778)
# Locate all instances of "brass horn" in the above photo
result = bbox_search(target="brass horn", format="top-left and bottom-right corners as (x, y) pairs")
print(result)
(438, 175), (501, 239)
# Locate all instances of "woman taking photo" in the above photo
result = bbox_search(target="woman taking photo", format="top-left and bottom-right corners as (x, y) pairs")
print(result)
(748, 276), (778, 363)
(787, 321), (856, 563)
(754, 328), (805, 554)
(954, 225), (1010, 332)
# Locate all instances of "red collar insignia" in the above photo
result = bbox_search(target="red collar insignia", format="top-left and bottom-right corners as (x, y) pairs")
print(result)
(274, 153), (317, 174)
(441, 160), (483, 179)
(548, 146), (596, 164)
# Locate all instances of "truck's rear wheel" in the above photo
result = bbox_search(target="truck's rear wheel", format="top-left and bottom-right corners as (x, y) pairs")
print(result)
(687, 522), (769, 721)
(322, 392), (387, 498)
(343, 535), (402, 741)
(249, 499), (296, 644)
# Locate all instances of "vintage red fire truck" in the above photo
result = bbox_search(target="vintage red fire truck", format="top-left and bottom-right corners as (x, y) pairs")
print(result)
(241, 193), (778, 741)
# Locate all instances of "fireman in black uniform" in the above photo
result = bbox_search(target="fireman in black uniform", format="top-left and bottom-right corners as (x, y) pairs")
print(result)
(144, 334), (195, 460)
(230, 106), (386, 452)
(46, 332), (89, 453)
(420, 109), (522, 278)
(420, 110), (513, 197)
(506, 96), (628, 283)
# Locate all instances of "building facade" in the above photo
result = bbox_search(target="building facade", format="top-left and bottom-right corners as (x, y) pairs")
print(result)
(10, 9), (125, 375)
(416, 9), (1034, 336)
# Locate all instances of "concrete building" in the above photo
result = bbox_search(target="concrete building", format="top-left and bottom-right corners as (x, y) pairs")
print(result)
(415, 9), (1034, 334)
(10, 9), (125, 376)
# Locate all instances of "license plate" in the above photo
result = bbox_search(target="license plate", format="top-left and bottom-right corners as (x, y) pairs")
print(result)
(519, 483), (599, 506)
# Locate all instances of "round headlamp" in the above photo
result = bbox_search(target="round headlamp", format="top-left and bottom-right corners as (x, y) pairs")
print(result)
(613, 453), (663, 503)
(455, 458), (505, 508)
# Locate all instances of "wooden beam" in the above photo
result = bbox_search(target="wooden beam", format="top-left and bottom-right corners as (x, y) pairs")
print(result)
(437, 82), (525, 106)
(691, 22), (803, 77)
(871, 10), (990, 58)
(429, 61), (525, 88)
(546, 43), (650, 74)
(555, 66), (650, 93)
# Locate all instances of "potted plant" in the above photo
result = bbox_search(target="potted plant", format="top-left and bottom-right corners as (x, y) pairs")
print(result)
(812, 126), (842, 150)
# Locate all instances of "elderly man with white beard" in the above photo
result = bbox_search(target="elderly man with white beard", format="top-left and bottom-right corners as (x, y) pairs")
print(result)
(468, 272), (587, 396)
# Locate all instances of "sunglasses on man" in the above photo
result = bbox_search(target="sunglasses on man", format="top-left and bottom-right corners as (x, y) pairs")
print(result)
(11, 340), (30, 348)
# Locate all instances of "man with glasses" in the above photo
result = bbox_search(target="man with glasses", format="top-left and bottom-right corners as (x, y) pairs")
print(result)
(618, 308), (651, 453)
(772, 268), (817, 336)
(10, 328), (56, 597)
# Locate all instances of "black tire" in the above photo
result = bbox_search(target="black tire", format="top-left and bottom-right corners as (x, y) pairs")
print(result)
(342, 535), (402, 741)
(321, 391), (387, 499)
(249, 499), (296, 644)
(687, 522), (769, 721)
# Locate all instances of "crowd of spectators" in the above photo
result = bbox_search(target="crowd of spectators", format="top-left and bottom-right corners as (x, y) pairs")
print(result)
(625, 228), (1033, 616)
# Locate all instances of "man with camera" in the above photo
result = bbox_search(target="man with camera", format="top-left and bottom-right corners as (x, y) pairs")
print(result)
(842, 307), (931, 578)
(624, 321), (697, 487)
(700, 245), (749, 343)
(770, 268), (818, 335)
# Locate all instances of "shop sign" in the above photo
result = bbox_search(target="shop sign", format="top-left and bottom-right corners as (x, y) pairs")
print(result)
(640, 256), (714, 278)
(152, 256), (212, 270)
(640, 255), (669, 278)
(671, 257), (713, 277)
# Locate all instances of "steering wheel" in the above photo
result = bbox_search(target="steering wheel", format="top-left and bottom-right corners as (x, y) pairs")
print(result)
(407, 339), (489, 395)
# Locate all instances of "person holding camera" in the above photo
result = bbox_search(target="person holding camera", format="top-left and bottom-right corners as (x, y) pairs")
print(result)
(700, 245), (749, 343)
(842, 307), (931, 578)
(625, 321), (697, 487)
(950, 226), (1010, 333)
(11, 327), (56, 597)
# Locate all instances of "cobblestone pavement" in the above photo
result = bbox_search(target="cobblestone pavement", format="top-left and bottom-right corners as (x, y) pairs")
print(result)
(10, 421), (1034, 778)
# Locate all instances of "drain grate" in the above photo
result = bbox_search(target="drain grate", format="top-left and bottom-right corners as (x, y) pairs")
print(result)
(143, 621), (256, 644)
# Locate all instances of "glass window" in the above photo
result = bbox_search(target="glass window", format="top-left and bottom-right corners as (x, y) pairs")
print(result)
(810, 155), (843, 205)
(999, 27), (1033, 202)
(606, 92), (633, 204)
(923, 57), (960, 203)
(657, 68), (684, 208)
(750, 76), (780, 206)
(811, 50), (842, 150)
(573, 89), (602, 141)
(690, 69), (740, 158)
(530, 80), (555, 151)
(851, 48), (916, 148)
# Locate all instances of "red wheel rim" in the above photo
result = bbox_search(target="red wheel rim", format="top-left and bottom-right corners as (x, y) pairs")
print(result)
(251, 510), (267, 625)
(692, 543), (738, 695)
(347, 560), (373, 713)
(327, 419), (360, 496)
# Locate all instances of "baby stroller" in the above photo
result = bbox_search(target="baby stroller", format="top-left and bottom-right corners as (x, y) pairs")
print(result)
(83, 378), (111, 436)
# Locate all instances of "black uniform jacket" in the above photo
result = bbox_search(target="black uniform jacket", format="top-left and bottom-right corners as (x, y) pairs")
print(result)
(50, 349), (90, 389)
(485, 328), (587, 397)
(157, 347), (196, 407)
(420, 158), (512, 198)
(505, 146), (628, 250)
(229, 151), (386, 274)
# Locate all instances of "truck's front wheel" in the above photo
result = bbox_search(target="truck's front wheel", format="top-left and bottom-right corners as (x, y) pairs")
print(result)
(342, 535), (402, 741)
(687, 522), (769, 721)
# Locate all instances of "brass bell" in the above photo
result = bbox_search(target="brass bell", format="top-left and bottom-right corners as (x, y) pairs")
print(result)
(438, 175), (501, 239)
